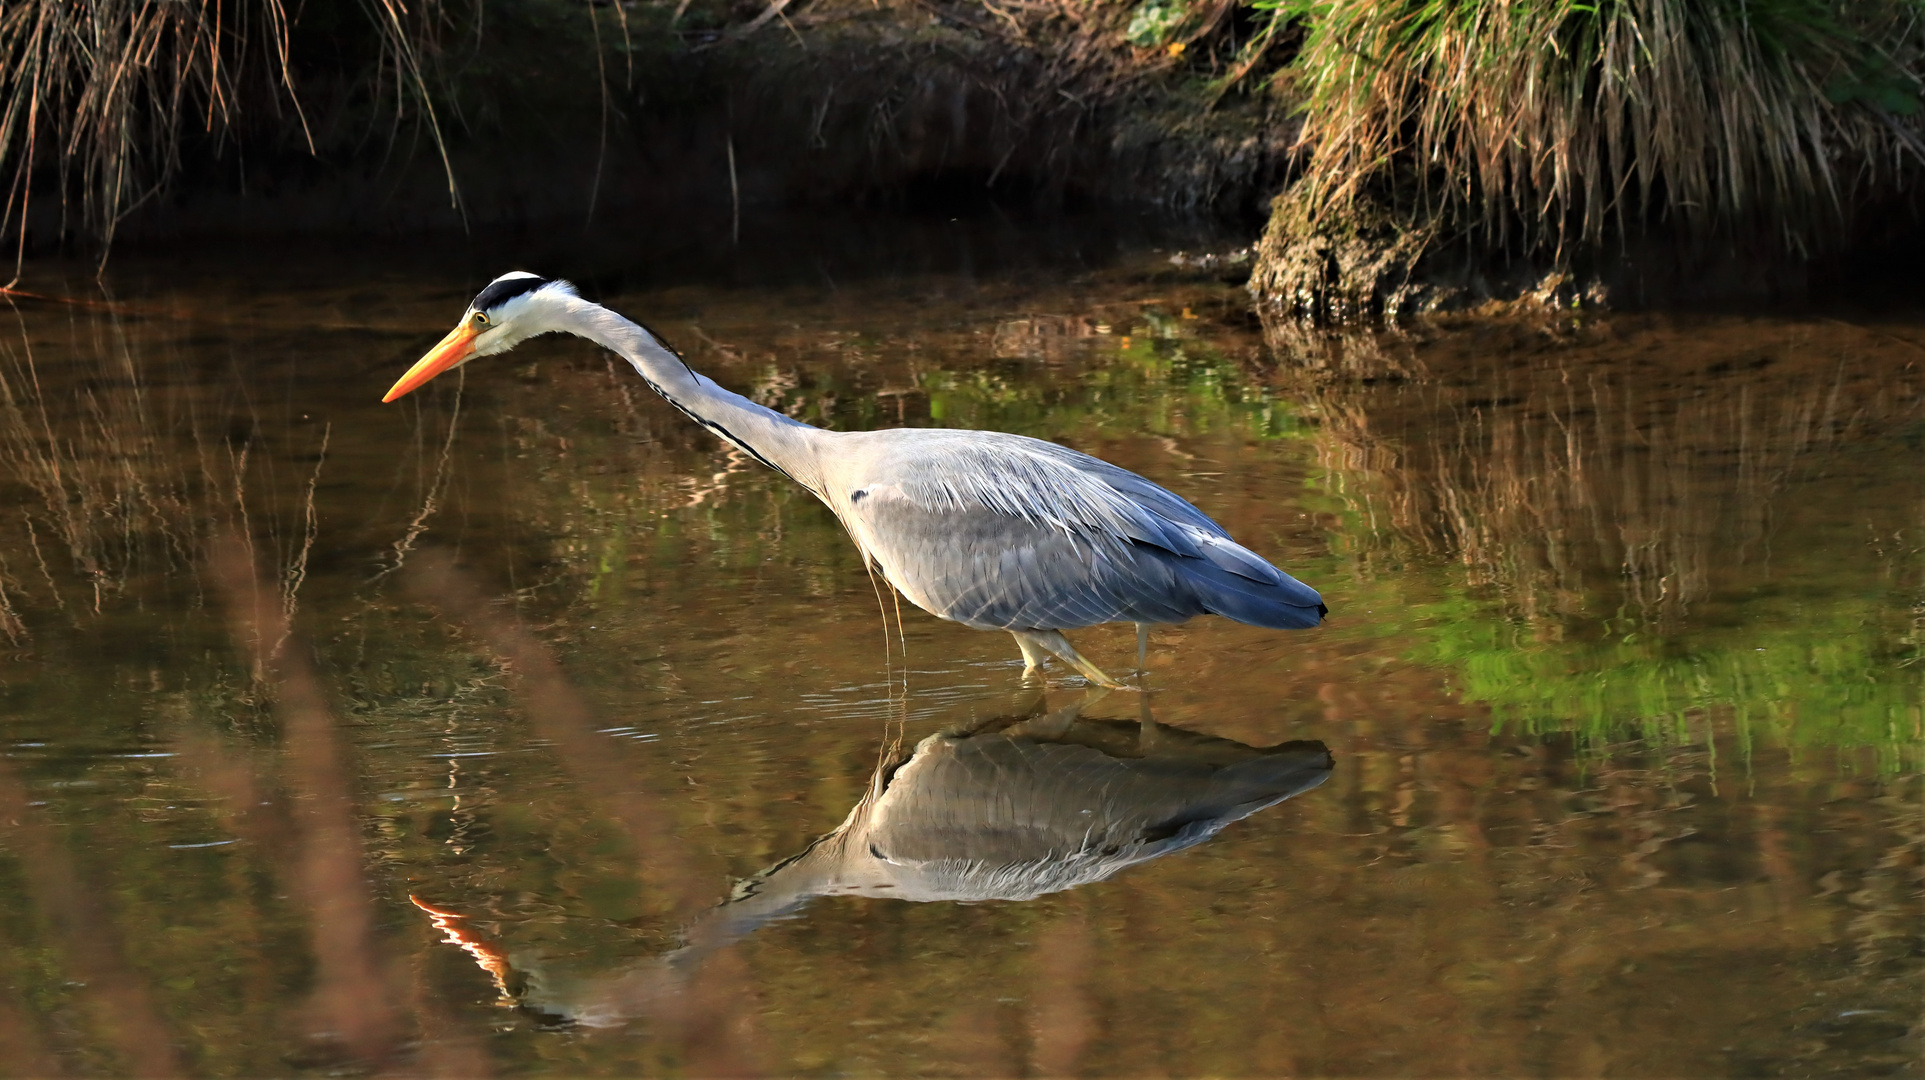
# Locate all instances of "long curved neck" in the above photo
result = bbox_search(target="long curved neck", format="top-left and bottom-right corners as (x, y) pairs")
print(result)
(551, 295), (829, 492)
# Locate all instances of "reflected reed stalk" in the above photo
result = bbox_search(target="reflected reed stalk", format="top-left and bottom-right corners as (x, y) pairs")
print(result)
(208, 533), (400, 1066)
(404, 551), (715, 918)
(405, 550), (767, 1070)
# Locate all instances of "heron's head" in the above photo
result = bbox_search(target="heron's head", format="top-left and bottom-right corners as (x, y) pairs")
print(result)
(382, 272), (580, 402)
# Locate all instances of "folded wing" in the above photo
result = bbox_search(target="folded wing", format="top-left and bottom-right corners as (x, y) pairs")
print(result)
(836, 430), (1325, 631)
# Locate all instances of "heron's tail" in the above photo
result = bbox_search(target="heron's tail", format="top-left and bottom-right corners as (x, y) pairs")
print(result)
(1183, 561), (1327, 630)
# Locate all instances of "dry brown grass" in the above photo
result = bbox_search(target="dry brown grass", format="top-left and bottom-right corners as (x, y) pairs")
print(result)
(0, 0), (460, 281)
(1286, 0), (1925, 254)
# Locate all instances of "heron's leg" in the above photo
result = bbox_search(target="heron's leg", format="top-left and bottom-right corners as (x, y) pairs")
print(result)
(1135, 622), (1150, 671)
(1010, 631), (1051, 674)
(1018, 630), (1133, 692)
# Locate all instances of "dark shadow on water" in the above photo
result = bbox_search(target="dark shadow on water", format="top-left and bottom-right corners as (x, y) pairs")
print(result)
(79, 202), (1255, 307)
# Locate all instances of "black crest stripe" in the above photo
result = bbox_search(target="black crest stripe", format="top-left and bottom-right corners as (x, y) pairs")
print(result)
(471, 274), (547, 312)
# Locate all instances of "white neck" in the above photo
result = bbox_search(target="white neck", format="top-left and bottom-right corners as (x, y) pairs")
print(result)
(544, 294), (830, 493)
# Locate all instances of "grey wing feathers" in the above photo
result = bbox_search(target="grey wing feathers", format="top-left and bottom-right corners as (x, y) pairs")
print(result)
(856, 498), (1197, 629)
(841, 431), (1325, 631)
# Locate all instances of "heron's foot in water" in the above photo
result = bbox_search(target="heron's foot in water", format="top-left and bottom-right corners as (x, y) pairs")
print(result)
(1011, 630), (1052, 676)
(1009, 629), (1136, 692)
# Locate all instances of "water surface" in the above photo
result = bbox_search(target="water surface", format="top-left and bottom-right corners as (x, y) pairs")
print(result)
(0, 227), (1918, 1077)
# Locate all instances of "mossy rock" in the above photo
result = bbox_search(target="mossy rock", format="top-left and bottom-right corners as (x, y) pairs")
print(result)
(1247, 179), (1878, 322)
(1249, 185), (1628, 323)
(1247, 186), (1441, 323)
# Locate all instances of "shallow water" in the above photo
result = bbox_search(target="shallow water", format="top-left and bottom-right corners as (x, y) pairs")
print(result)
(0, 224), (1919, 1077)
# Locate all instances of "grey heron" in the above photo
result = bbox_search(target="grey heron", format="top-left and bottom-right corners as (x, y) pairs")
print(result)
(383, 272), (1328, 687)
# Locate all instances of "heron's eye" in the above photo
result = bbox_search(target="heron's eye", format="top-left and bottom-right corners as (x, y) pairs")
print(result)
(472, 311), (490, 328)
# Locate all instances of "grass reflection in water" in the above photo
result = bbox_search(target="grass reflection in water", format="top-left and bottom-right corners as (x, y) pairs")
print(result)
(1265, 316), (1922, 770)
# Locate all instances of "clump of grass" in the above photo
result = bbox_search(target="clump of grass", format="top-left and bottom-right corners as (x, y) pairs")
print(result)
(1284, 0), (1925, 254)
(0, 0), (459, 280)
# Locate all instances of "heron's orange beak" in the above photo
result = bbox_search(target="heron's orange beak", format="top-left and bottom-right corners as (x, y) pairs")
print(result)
(383, 322), (479, 402)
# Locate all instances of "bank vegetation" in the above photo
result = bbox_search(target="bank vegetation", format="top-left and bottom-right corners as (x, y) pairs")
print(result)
(1251, 0), (1925, 317)
(3, 0), (1921, 309)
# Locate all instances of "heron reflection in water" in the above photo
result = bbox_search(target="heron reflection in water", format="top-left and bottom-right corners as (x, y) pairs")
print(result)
(382, 274), (1328, 688)
(413, 695), (1332, 1028)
